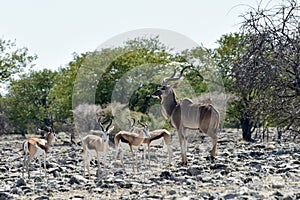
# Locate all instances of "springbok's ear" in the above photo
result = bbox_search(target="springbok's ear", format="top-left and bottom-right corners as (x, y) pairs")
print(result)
(108, 126), (114, 133)
(172, 82), (180, 88)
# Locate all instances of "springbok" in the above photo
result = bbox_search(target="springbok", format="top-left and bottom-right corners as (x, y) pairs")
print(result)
(114, 121), (150, 172)
(22, 128), (56, 178)
(82, 117), (114, 179)
(152, 66), (220, 165)
(128, 119), (172, 167)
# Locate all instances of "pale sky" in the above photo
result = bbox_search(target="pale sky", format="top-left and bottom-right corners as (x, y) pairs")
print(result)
(0, 0), (258, 70)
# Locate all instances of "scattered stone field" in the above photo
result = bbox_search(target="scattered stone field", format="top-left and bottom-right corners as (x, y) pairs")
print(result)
(0, 129), (299, 199)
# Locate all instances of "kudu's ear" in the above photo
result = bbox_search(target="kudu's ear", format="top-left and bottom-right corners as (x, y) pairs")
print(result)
(172, 82), (180, 88)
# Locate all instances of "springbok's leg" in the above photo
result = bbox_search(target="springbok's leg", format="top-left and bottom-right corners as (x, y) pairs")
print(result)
(43, 153), (47, 177)
(22, 154), (28, 178)
(143, 145), (146, 166)
(120, 149), (125, 169)
(83, 151), (86, 177)
(104, 152), (108, 177)
(38, 156), (42, 175)
(25, 155), (33, 178)
(86, 154), (91, 179)
(129, 145), (136, 172)
(147, 144), (150, 168)
(96, 152), (101, 179)
(114, 144), (118, 167)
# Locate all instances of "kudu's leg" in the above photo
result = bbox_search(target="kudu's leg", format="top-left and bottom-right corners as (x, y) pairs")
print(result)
(206, 126), (218, 160)
(167, 144), (172, 166)
(178, 127), (187, 165)
(210, 134), (218, 159)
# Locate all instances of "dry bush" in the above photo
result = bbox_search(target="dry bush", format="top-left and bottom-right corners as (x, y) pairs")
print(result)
(72, 104), (102, 133)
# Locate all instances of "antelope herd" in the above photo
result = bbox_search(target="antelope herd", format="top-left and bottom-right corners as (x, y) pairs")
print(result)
(21, 66), (220, 179)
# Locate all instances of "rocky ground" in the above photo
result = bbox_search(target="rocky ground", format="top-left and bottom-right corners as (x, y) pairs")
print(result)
(0, 129), (299, 200)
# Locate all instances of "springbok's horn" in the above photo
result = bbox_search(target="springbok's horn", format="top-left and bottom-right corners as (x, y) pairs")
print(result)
(105, 118), (113, 132)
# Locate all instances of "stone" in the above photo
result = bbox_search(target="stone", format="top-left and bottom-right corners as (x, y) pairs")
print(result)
(187, 167), (202, 176)
(168, 190), (176, 195)
(34, 196), (50, 200)
(15, 178), (26, 187)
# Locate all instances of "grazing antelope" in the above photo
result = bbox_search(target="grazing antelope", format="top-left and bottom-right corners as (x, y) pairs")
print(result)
(22, 128), (56, 178)
(114, 122), (150, 172)
(82, 117), (114, 179)
(128, 119), (172, 167)
(152, 66), (220, 165)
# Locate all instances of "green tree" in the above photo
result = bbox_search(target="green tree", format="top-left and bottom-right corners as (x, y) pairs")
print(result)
(0, 38), (36, 82)
(49, 53), (87, 121)
(96, 37), (188, 113)
(213, 33), (254, 140)
(6, 69), (57, 132)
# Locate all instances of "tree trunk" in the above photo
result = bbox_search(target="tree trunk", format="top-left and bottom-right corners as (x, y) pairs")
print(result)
(241, 118), (252, 141)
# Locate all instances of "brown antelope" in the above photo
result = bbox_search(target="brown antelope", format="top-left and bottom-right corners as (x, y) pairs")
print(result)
(114, 121), (150, 172)
(152, 66), (220, 165)
(129, 119), (172, 167)
(82, 117), (114, 179)
(22, 128), (56, 178)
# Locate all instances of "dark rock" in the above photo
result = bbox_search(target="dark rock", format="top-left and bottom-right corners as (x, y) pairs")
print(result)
(160, 170), (173, 179)
(223, 193), (240, 199)
(93, 188), (104, 194)
(0, 192), (13, 200)
(96, 180), (103, 187)
(242, 177), (252, 184)
(15, 178), (26, 187)
(210, 163), (227, 170)
(168, 190), (176, 195)
(34, 177), (43, 183)
(249, 151), (264, 157)
(72, 195), (85, 199)
(0, 166), (8, 173)
(58, 187), (69, 192)
(273, 191), (284, 197)
(34, 195), (50, 200)
(187, 167), (202, 176)
(118, 182), (132, 189)
(130, 190), (139, 195)
(69, 175), (82, 185)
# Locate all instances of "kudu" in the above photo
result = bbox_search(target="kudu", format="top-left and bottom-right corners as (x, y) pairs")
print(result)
(152, 66), (220, 165)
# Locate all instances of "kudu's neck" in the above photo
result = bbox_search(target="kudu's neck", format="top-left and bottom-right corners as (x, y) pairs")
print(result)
(161, 90), (178, 118)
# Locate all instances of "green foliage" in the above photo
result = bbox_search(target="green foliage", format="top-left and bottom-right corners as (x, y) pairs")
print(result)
(1, 36), (225, 133)
(50, 53), (86, 121)
(0, 38), (37, 82)
(6, 69), (57, 132)
(95, 37), (188, 113)
(213, 33), (247, 127)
